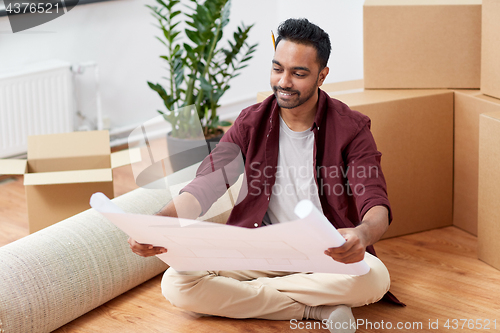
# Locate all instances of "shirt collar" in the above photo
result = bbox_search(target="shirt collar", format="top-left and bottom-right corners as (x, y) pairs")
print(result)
(311, 88), (327, 131)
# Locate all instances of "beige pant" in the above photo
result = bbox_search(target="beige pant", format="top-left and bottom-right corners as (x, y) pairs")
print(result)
(161, 253), (390, 320)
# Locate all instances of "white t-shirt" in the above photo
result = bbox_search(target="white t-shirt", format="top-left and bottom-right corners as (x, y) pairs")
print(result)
(263, 115), (323, 225)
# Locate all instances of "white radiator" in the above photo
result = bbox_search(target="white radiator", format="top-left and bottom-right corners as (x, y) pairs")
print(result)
(0, 61), (74, 158)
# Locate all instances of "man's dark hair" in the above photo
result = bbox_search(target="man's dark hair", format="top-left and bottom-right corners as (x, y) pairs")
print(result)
(275, 18), (331, 70)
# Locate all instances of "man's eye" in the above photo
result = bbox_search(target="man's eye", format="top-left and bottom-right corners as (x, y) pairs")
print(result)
(273, 68), (282, 72)
(295, 73), (304, 77)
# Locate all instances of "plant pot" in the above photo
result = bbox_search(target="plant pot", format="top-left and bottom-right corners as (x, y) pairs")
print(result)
(166, 129), (224, 172)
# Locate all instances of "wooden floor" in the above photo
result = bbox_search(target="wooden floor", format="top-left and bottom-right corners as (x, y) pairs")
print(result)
(1, 164), (500, 332)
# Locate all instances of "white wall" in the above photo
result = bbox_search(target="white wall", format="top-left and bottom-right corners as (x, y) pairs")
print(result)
(0, 0), (364, 132)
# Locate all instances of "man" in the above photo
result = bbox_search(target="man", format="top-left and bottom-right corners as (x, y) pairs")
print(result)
(129, 18), (400, 333)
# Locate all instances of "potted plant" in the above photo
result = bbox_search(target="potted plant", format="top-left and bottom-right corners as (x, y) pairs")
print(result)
(146, 0), (258, 171)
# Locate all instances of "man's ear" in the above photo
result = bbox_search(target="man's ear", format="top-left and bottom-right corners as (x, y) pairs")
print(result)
(317, 67), (329, 87)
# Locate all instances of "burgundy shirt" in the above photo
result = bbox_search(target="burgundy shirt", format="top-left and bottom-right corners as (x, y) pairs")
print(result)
(182, 89), (402, 305)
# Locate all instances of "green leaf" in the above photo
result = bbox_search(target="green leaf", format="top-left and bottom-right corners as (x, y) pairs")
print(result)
(212, 89), (224, 101)
(171, 21), (181, 30)
(184, 43), (194, 54)
(175, 70), (184, 87)
(197, 4), (211, 23)
(220, 0), (231, 28)
(245, 49), (257, 56)
(183, 3), (196, 13)
(173, 44), (181, 54)
(156, 0), (168, 9)
(148, 81), (166, 95)
(170, 10), (181, 19)
(173, 58), (183, 71)
(196, 61), (206, 74)
(185, 29), (200, 44)
(171, 31), (181, 41)
(219, 120), (232, 127)
(193, 19), (207, 34)
(199, 76), (213, 94)
(155, 36), (168, 48)
(241, 56), (253, 63)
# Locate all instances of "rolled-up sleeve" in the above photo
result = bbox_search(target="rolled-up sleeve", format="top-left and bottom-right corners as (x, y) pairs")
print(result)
(180, 122), (247, 215)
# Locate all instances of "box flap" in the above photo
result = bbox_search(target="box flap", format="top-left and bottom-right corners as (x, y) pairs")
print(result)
(364, 0), (481, 6)
(24, 168), (112, 186)
(28, 130), (110, 160)
(0, 159), (28, 175)
(474, 94), (500, 107)
(110, 147), (142, 169)
(453, 89), (482, 97)
(28, 155), (111, 173)
(482, 111), (500, 122)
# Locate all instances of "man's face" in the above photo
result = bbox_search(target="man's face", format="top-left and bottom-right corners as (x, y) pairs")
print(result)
(270, 39), (326, 110)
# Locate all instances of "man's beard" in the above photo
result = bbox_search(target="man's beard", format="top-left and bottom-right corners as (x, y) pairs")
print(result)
(272, 84), (318, 109)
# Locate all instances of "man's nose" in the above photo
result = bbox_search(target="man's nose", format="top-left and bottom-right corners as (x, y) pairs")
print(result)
(279, 72), (292, 88)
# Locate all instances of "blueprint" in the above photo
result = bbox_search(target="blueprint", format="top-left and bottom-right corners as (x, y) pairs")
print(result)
(90, 193), (370, 276)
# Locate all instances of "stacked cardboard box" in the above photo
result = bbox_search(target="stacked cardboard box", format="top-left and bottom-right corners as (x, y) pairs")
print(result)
(363, 0), (500, 269)
(481, 0), (500, 99)
(476, 0), (500, 270)
(330, 90), (454, 239)
(333, 0), (481, 238)
(454, 92), (500, 236)
(478, 112), (500, 271)
(363, 0), (482, 89)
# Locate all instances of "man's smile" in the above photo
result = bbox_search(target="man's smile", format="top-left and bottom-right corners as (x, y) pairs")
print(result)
(275, 88), (300, 98)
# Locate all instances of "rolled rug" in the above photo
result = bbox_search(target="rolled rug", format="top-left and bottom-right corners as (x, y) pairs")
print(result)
(0, 187), (170, 333)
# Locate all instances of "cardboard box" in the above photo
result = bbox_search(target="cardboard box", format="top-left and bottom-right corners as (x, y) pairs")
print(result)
(481, 0), (500, 100)
(256, 79), (364, 103)
(0, 131), (140, 233)
(330, 89), (454, 238)
(478, 111), (500, 270)
(364, 0), (481, 89)
(453, 90), (500, 236)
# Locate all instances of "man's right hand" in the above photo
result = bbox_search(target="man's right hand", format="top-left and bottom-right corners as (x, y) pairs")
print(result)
(127, 192), (201, 257)
(128, 237), (167, 257)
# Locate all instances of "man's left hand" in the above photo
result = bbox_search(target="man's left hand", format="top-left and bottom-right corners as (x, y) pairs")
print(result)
(324, 227), (367, 264)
